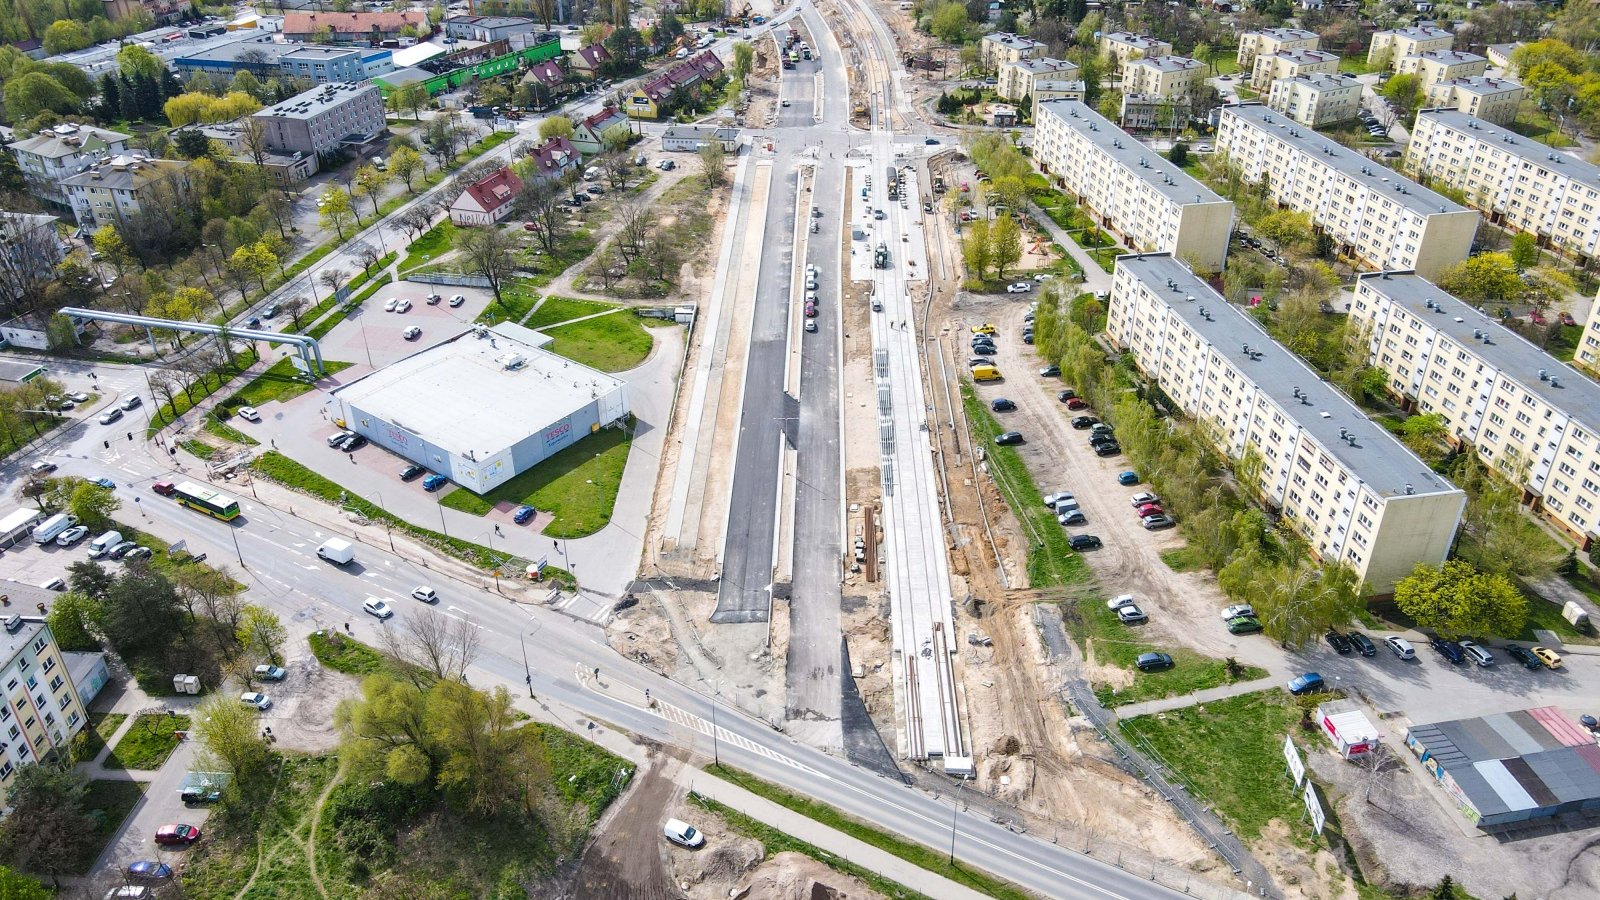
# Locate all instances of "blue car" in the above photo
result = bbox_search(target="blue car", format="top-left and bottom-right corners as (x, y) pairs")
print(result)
(1118, 470), (1140, 486)
(127, 860), (173, 880)
(93, 478), (116, 489)
(1287, 673), (1326, 695)
(422, 474), (448, 492)
(513, 504), (536, 524)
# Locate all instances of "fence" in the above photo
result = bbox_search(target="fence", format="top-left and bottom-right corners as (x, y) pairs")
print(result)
(406, 272), (493, 288)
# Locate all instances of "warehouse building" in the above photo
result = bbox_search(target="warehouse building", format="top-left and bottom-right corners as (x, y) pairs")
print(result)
(330, 323), (630, 494)
(1108, 254), (1465, 592)
(1405, 707), (1600, 828)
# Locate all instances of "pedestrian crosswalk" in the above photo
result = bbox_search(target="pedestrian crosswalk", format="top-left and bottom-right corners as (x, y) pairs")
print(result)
(547, 590), (613, 625)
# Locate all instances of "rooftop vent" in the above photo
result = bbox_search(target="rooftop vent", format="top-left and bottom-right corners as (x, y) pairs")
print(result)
(1539, 369), (1548, 381)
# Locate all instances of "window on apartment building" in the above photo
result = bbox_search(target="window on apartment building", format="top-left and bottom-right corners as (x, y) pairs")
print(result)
(42, 712), (53, 727)
(0, 763), (11, 780)
(1558, 460), (1574, 475)
(1555, 479), (1569, 493)
(23, 676), (33, 691)
(47, 675), (62, 693)
(1567, 445), (1585, 460)
(30, 638), (45, 654)
(67, 711), (79, 729)
(57, 695), (69, 712)
(40, 657), (53, 674)
(4, 725), (14, 741)
(1516, 411), (1532, 425)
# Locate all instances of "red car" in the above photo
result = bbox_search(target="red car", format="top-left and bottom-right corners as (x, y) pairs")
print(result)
(1136, 503), (1165, 519)
(154, 824), (201, 846)
(151, 481), (176, 496)
(804, 302), (818, 318)
(1066, 398), (1088, 411)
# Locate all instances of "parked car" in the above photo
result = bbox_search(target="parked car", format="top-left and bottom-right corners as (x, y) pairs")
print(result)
(513, 504), (537, 524)
(107, 540), (138, 559)
(1067, 534), (1102, 551)
(970, 323), (997, 335)
(1504, 644), (1542, 670)
(1066, 398), (1089, 411)
(400, 464), (425, 481)
(1094, 442), (1122, 456)
(1287, 673), (1325, 695)
(1384, 636), (1416, 660)
(1348, 632), (1377, 657)
(403, 326), (422, 340)
(412, 586), (439, 604)
(239, 691), (272, 711)
(327, 430), (355, 447)
(1042, 491), (1075, 508)
(1219, 604), (1255, 620)
(1325, 630), (1353, 654)
(29, 460), (57, 475)
(254, 665), (286, 681)
(1227, 615), (1263, 635)
(1141, 513), (1175, 530)
(123, 547), (153, 561)
(1005, 282), (1032, 293)
(422, 474), (448, 491)
(154, 824), (202, 846)
(990, 398), (1016, 412)
(1459, 640), (1495, 667)
(66, 391), (89, 403)
(663, 818), (705, 848)
(993, 431), (1024, 446)
(362, 598), (393, 620)
(1058, 509), (1087, 525)
(971, 344), (996, 356)
(384, 297), (399, 312)
(1430, 637), (1466, 665)
(1039, 364), (1060, 377)
(125, 861), (173, 881)
(1532, 646), (1563, 669)
(1135, 503), (1164, 518)
(805, 320), (818, 333)
(1106, 594), (1138, 611)
(1135, 652), (1173, 672)
(450, 295), (466, 307)
(56, 525), (89, 546)
(1070, 416), (1098, 429)
(236, 406), (261, 422)
(1116, 604), (1148, 624)
(1118, 471), (1140, 486)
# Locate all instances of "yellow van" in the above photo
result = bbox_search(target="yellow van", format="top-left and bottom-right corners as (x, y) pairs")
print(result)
(972, 365), (1002, 382)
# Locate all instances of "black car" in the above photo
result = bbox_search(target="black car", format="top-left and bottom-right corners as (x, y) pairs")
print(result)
(1068, 534), (1102, 551)
(1135, 652), (1173, 672)
(972, 344), (996, 355)
(994, 431), (1024, 446)
(1325, 630), (1353, 654)
(1094, 442), (1121, 456)
(1070, 416), (1098, 429)
(1058, 388), (1077, 400)
(336, 434), (368, 452)
(1058, 510), (1086, 526)
(1089, 433), (1116, 448)
(991, 398), (1016, 412)
(1040, 365), (1060, 377)
(1348, 631), (1377, 657)
(1504, 644), (1543, 670)
(1430, 637), (1466, 665)
(400, 464), (426, 481)
(1022, 333), (1034, 344)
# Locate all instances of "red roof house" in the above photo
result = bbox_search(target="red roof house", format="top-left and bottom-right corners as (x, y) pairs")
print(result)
(449, 166), (524, 226)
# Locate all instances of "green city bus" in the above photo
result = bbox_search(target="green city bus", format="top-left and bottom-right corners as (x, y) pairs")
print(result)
(172, 481), (241, 521)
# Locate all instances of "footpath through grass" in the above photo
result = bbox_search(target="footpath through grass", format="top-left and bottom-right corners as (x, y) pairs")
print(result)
(106, 713), (191, 771)
(541, 311), (654, 372)
(439, 424), (631, 538)
(959, 381), (1089, 588)
(523, 296), (617, 329)
(706, 765), (1031, 900)
(1059, 598), (1267, 707)
(688, 792), (932, 900)
(72, 711), (127, 764)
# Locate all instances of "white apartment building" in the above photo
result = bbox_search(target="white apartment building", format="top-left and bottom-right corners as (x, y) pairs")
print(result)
(997, 57), (1079, 103)
(1216, 104), (1478, 279)
(1396, 50), (1489, 91)
(1576, 296), (1600, 375)
(0, 617), (91, 792)
(1109, 254), (1466, 592)
(1369, 25), (1454, 69)
(1125, 55), (1206, 101)
(7, 123), (131, 206)
(1028, 78), (1086, 118)
(1250, 48), (1340, 91)
(1350, 271), (1600, 548)
(1237, 27), (1319, 69)
(60, 157), (192, 229)
(1099, 31), (1172, 74)
(1423, 76), (1524, 126)
(980, 32), (1043, 71)
(1406, 109), (1600, 263)
(1266, 73), (1362, 127)
(1035, 100), (1234, 272)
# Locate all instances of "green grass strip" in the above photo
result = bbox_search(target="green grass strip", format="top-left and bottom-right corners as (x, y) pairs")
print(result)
(308, 630), (388, 675)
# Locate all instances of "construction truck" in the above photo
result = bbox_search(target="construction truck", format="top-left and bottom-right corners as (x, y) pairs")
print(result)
(874, 242), (889, 268)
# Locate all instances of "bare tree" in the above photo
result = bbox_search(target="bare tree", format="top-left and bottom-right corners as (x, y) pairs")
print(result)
(352, 241), (382, 275)
(282, 295), (310, 330)
(238, 117), (272, 170)
(379, 606), (481, 682)
(602, 153), (633, 190)
(319, 268), (349, 302)
(615, 201), (650, 262)
(643, 228), (678, 282)
(395, 205), (436, 241)
(0, 214), (65, 317)
(456, 226), (519, 305)
(515, 180), (567, 254)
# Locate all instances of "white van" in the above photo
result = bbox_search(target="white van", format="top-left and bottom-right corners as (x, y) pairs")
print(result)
(88, 530), (123, 558)
(32, 513), (79, 544)
(663, 818), (704, 848)
(583, 166), (600, 181)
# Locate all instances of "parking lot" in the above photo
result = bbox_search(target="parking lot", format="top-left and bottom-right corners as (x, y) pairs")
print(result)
(311, 279), (496, 373)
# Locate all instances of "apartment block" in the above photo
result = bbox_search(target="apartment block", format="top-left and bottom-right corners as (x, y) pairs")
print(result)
(1109, 254), (1465, 592)
(7, 123), (130, 206)
(1350, 271), (1600, 548)
(1250, 48), (1340, 91)
(1266, 73), (1362, 127)
(997, 57), (1079, 103)
(1397, 50), (1488, 91)
(277, 45), (372, 84)
(1125, 55), (1205, 101)
(61, 157), (191, 228)
(1422, 76), (1524, 126)
(1029, 78), (1086, 118)
(1035, 100), (1234, 271)
(980, 32), (1043, 71)
(1577, 296), (1600, 375)
(1369, 25), (1454, 69)
(1099, 31), (1171, 74)
(0, 616), (92, 792)
(1405, 109), (1600, 262)
(1215, 104), (1478, 279)
(1237, 27), (1319, 69)
(250, 81), (386, 159)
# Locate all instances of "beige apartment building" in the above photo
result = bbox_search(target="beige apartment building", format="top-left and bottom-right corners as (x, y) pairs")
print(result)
(1422, 76), (1524, 126)
(1396, 50), (1489, 91)
(1109, 254), (1466, 592)
(1237, 27), (1319, 69)
(1035, 100), (1234, 272)
(1029, 78), (1086, 118)
(0, 617), (93, 792)
(1350, 271), (1600, 548)
(980, 32), (1043, 71)
(1405, 109), (1600, 263)
(1099, 31), (1172, 74)
(1215, 104), (1478, 279)
(1369, 25), (1454, 69)
(1251, 48), (1340, 91)
(1125, 55), (1206, 101)
(1576, 297), (1600, 375)
(997, 57), (1080, 103)
(1266, 73), (1362, 127)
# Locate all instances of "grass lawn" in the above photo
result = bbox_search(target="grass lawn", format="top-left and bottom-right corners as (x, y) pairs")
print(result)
(178, 439), (215, 460)
(202, 416), (259, 446)
(1159, 546), (1204, 573)
(524, 296), (617, 329)
(688, 792), (931, 900)
(1120, 690), (1315, 840)
(308, 630), (389, 675)
(473, 283), (542, 326)
(398, 219), (461, 273)
(1338, 56), (1380, 75)
(222, 357), (354, 414)
(72, 780), (147, 874)
(146, 352), (253, 435)
(1060, 598), (1267, 707)
(0, 412), (66, 463)
(439, 425), (631, 538)
(106, 713), (191, 772)
(1511, 107), (1578, 149)
(960, 382), (1090, 588)
(305, 276), (391, 342)
(72, 711), (128, 764)
(541, 311), (653, 372)
(706, 765), (1031, 900)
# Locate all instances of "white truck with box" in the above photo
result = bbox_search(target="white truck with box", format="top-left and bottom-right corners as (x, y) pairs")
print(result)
(317, 538), (355, 565)
(31, 513), (78, 544)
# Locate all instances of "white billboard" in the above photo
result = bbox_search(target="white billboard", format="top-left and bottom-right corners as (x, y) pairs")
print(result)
(1284, 734), (1306, 787)
(1303, 780), (1326, 835)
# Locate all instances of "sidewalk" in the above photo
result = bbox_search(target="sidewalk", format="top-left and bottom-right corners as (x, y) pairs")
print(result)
(1027, 199), (1114, 294)
(1109, 676), (1277, 719)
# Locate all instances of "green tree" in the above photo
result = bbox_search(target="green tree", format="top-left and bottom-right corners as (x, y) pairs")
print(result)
(67, 482), (120, 530)
(1256, 208), (1314, 253)
(46, 592), (98, 652)
(601, 123), (632, 154)
(963, 218), (994, 279)
(1397, 412), (1449, 460)
(192, 692), (274, 792)
(237, 604), (287, 663)
(0, 866), (51, 899)
(229, 69), (266, 101)
(538, 116), (575, 141)
(731, 41), (754, 81)
(388, 145), (424, 194)
(42, 20), (91, 55)
(930, 2), (968, 45)
(2, 72), (78, 121)
(99, 567), (184, 662)
(116, 44), (164, 81)
(1436, 252), (1522, 306)
(1167, 141), (1188, 167)
(990, 214), (1022, 278)
(92, 225), (135, 278)
(699, 140), (726, 187)
(319, 187), (356, 239)
(353, 165), (389, 219)
(1509, 232), (1539, 271)
(1394, 560), (1528, 639)
(1249, 561), (1360, 649)
(0, 764), (96, 886)
(1379, 72), (1422, 122)
(388, 83), (429, 122)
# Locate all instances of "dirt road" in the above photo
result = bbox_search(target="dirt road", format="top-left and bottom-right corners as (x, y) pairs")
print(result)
(571, 754), (678, 900)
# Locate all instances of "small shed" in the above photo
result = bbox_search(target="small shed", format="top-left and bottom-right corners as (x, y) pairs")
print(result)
(1318, 701), (1382, 759)
(0, 508), (42, 549)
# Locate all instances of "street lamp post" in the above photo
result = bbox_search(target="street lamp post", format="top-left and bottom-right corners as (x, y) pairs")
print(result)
(229, 526), (245, 569)
(949, 776), (969, 864)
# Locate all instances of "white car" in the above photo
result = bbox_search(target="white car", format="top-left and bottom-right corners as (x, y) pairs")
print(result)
(394, 299), (412, 313)
(411, 586), (438, 604)
(239, 691), (272, 711)
(1107, 594), (1138, 611)
(663, 818), (705, 848)
(236, 406), (261, 422)
(1033, 273), (1053, 282)
(403, 326), (422, 341)
(1219, 604), (1255, 621)
(1042, 491), (1075, 509)
(1006, 282), (1032, 293)
(362, 598), (394, 620)
(1130, 492), (1160, 508)
(449, 294), (466, 307)
(384, 297), (399, 312)
(56, 525), (90, 547)
(66, 391), (89, 402)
